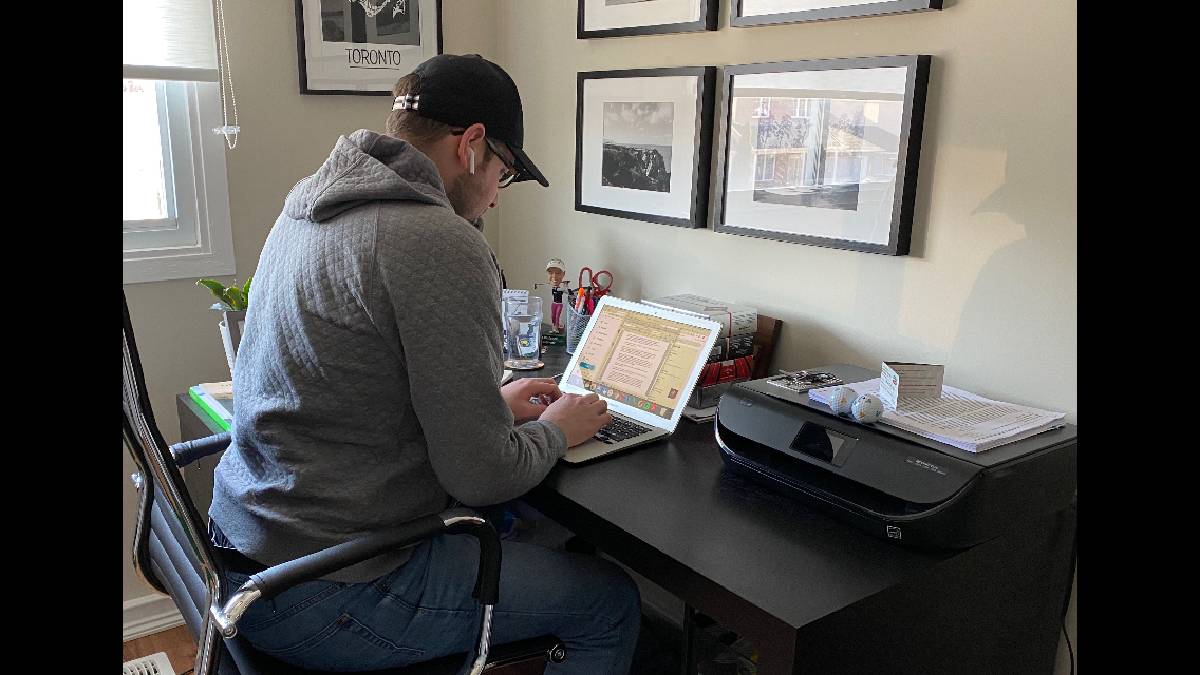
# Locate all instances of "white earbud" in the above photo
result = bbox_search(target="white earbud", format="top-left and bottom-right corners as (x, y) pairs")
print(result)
(469, 148), (476, 175)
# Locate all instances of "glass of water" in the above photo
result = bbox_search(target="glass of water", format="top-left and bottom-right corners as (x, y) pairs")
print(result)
(503, 295), (543, 368)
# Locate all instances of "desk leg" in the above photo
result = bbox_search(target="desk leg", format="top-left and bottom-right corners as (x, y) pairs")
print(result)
(681, 604), (697, 675)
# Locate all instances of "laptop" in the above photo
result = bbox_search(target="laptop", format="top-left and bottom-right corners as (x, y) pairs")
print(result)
(559, 295), (722, 464)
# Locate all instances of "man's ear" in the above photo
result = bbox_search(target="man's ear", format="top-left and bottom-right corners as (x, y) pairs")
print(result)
(455, 122), (488, 170)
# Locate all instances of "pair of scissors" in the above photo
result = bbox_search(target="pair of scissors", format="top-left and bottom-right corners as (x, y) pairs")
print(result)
(578, 267), (614, 313)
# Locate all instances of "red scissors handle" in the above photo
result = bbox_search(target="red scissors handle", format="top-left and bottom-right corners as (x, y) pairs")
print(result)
(591, 270), (614, 295)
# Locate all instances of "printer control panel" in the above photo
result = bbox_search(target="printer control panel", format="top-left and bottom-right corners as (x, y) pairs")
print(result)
(788, 422), (857, 467)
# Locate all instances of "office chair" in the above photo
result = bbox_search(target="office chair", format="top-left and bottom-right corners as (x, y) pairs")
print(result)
(122, 292), (566, 675)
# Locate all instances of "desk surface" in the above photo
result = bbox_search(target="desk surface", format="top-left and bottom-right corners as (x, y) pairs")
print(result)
(517, 348), (1075, 674)
(179, 347), (1076, 674)
(522, 351), (948, 626)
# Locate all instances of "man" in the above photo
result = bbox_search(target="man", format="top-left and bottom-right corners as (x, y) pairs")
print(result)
(208, 54), (641, 673)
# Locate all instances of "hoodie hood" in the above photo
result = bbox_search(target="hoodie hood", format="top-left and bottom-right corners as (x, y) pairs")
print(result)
(284, 129), (453, 223)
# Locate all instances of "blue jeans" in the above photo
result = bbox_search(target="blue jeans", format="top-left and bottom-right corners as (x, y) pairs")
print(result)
(225, 534), (641, 673)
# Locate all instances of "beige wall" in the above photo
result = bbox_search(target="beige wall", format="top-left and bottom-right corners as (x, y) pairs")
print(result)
(124, 0), (1075, 668)
(489, 0), (1075, 671)
(492, 0), (1076, 422)
(122, 0), (498, 603)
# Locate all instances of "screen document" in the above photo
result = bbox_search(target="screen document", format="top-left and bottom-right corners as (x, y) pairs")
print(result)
(564, 303), (711, 421)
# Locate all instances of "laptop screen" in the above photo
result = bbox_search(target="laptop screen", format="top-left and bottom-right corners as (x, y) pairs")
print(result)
(560, 296), (721, 432)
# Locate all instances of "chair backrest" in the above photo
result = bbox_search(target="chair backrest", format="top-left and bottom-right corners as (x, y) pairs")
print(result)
(123, 292), (251, 675)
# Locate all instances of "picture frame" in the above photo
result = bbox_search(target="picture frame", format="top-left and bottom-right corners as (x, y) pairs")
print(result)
(294, 0), (443, 96)
(712, 55), (931, 255)
(579, 0), (717, 39)
(730, 0), (941, 28)
(576, 66), (717, 229)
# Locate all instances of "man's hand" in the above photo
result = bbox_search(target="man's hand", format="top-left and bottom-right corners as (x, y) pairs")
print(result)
(501, 377), (562, 422)
(540, 393), (612, 447)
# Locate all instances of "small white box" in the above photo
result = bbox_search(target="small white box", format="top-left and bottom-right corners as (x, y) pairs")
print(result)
(879, 362), (944, 410)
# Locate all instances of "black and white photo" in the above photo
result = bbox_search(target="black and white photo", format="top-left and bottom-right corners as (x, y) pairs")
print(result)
(713, 55), (931, 255)
(730, 0), (941, 27)
(579, 0), (717, 38)
(577, 67), (716, 228)
(296, 0), (442, 95)
(602, 102), (674, 192)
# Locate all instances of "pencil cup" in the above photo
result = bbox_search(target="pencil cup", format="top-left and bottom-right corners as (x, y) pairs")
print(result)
(564, 302), (590, 355)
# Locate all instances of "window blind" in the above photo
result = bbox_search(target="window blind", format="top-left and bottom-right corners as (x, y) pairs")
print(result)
(123, 0), (218, 82)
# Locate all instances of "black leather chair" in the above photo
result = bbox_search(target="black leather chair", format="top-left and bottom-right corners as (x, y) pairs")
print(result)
(122, 293), (565, 675)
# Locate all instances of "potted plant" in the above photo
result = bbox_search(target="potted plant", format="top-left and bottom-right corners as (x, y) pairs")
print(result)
(197, 276), (252, 378)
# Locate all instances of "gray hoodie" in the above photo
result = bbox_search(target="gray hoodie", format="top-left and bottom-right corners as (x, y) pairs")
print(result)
(209, 129), (566, 582)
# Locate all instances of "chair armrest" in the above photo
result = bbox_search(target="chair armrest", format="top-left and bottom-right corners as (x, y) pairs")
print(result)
(169, 432), (231, 468)
(212, 507), (500, 637)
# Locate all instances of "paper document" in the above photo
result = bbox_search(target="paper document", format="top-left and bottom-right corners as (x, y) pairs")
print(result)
(809, 379), (1066, 453)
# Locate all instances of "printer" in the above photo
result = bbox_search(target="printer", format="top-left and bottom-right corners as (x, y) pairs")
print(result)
(714, 364), (1077, 549)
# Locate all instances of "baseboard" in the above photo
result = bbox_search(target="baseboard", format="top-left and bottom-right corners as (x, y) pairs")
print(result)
(123, 593), (185, 641)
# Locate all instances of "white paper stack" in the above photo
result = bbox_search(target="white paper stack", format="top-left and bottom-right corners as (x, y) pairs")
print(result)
(809, 379), (1066, 453)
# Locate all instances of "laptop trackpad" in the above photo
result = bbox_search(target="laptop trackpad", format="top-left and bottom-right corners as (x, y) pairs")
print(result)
(562, 432), (665, 464)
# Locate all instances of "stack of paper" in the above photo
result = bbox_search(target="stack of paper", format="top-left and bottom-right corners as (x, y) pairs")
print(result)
(809, 379), (1066, 453)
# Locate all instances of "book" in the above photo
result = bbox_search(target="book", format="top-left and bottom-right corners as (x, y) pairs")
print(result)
(198, 380), (233, 398)
(188, 385), (233, 431)
(643, 293), (757, 338)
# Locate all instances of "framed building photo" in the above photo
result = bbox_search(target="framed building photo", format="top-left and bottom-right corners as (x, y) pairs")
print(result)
(730, 1), (941, 28)
(576, 67), (717, 229)
(579, 0), (718, 39)
(712, 55), (931, 255)
(294, 0), (442, 95)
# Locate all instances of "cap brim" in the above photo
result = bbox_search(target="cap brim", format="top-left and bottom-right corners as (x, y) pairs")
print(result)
(510, 146), (549, 188)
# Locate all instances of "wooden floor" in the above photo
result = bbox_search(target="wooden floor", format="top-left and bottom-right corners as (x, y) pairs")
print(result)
(124, 624), (197, 674)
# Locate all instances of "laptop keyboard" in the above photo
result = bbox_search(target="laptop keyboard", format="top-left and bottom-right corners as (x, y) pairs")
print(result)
(595, 416), (652, 444)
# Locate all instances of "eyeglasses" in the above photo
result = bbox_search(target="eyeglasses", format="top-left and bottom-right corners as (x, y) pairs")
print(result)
(484, 137), (518, 188)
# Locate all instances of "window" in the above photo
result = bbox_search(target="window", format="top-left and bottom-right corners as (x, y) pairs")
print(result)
(754, 153), (777, 186)
(752, 97), (770, 118)
(123, 0), (235, 284)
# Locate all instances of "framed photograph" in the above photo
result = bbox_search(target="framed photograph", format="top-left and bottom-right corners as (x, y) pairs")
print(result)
(576, 67), (717, 229)
(712, 55), (931, 255)
(294, 0), (443, 95)
(730, 1), (941, 28)
(579, 0), (718, 39)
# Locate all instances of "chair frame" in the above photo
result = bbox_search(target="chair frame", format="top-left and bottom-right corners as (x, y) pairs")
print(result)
(123, 293), (563, 675)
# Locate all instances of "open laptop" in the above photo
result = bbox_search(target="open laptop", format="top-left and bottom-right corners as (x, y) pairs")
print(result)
(559, 295), (722, 464)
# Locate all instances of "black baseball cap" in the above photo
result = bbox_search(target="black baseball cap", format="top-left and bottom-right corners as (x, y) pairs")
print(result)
(397, 54), (548, 187)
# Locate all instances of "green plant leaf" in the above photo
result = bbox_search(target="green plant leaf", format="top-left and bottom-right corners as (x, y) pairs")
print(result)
(241, 275), (252, 303)
(197, 278), (227, 297)
(225, 287), (247, 311)
(197, 279), (233, 309)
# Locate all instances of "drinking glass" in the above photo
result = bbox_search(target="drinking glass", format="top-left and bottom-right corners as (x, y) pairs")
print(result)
(503, 295), (542, 368)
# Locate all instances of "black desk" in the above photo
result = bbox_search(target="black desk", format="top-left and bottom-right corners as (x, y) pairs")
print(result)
(178, 348), (1076, 675)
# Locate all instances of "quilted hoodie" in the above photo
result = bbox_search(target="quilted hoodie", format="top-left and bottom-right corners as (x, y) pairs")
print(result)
(209, 129), (566, 582)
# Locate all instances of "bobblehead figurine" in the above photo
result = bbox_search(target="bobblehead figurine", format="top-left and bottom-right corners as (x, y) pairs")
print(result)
(545, 258), (569, 332)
